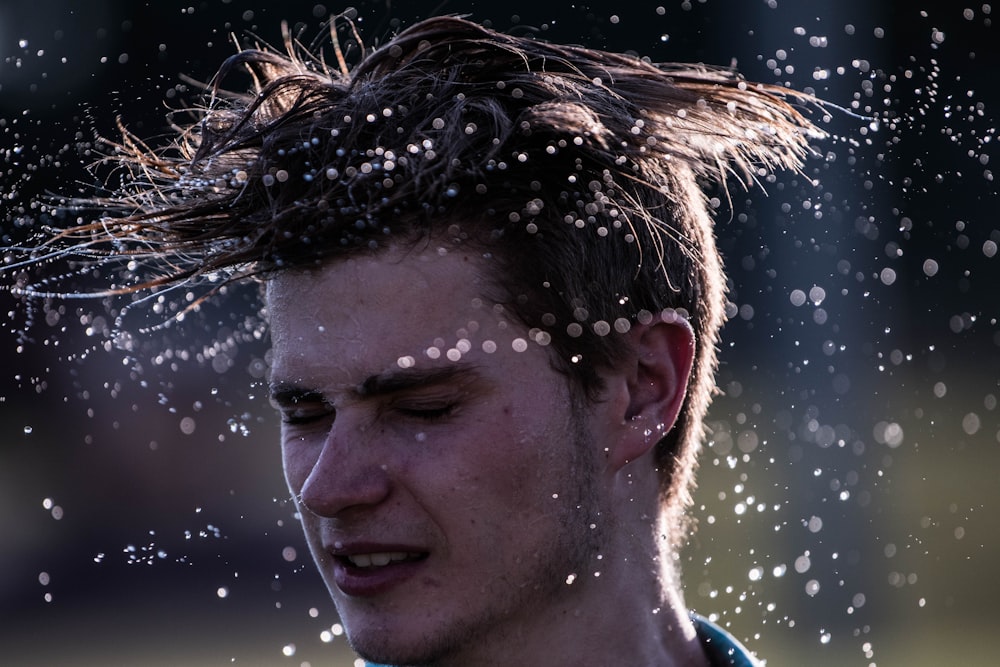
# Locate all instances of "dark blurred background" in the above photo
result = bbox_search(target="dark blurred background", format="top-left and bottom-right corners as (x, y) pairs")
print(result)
(2, 1), (997, 665)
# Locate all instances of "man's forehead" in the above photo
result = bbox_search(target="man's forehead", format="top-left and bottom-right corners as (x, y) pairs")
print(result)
(264, 245), (493, 300)
(264, 254), (495, 330)
(263, 247), (530, 382)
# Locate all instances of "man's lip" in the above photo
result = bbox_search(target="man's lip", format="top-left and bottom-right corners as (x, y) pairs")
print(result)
(326, 543), (430, 597)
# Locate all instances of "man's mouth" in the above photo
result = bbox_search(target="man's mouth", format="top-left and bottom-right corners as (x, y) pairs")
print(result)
(341, 552), (426, 569)
(329, 547), (430, 596)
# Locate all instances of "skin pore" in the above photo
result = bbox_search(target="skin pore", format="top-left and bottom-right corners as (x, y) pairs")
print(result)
(266, 244), (704, 667)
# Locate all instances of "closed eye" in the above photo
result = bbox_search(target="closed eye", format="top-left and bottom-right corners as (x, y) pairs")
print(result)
(393, 403), (457, 422)
(281, 401), (335, 425)
(270, 386), (335, 425)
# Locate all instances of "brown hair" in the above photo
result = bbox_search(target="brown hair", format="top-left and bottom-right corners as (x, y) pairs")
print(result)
(32, 15), (820, 538)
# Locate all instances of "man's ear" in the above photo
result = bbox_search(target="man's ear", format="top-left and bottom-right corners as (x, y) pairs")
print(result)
(608, 316), (695, 472)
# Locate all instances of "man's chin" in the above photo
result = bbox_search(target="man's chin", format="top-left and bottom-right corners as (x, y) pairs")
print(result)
(343, 617), (465, 667)
(349, 635), (436, 667)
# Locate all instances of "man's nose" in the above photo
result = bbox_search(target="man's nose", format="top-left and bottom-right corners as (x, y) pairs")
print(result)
(296, 423), (392, 518)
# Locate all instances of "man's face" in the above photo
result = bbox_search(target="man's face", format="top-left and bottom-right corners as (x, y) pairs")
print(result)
(266, 246), (621, 665)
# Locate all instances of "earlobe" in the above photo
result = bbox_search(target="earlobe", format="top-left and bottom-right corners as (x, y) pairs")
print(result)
(609, 317), (695, 472)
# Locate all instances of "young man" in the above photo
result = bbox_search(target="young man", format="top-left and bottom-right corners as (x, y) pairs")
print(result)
(30, 15), (819, 666)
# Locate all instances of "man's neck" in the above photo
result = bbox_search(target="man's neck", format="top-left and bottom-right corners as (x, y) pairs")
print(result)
(416, 519), (709, 667)
(394, 575), (708, 667)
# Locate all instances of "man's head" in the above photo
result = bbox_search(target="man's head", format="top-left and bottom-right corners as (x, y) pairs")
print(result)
(22, 14), (823, 665)
(73, 16), (816, 542)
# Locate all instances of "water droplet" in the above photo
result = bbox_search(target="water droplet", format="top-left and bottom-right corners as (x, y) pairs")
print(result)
(962, 412), (981, 435)
(794, 554), (812, 573)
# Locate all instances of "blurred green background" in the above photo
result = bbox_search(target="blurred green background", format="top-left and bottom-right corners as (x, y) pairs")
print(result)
(2, 1), (997, 665)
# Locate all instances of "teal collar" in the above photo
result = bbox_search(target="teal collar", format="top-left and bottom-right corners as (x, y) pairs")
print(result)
(691, 614), (763, 667)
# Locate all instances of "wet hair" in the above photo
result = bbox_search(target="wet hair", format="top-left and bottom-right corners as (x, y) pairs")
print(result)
(37, 15), (820, 535)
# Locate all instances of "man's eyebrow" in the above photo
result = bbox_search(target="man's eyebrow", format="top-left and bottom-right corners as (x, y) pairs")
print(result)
(356, 364), (482, 397)
(268, 364), (482, 404)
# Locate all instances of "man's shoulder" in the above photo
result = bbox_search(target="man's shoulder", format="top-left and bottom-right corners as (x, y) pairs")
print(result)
(691, 614), (764, 667)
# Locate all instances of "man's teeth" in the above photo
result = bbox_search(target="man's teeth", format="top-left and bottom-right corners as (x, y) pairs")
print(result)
(346, 552), (419, 568)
